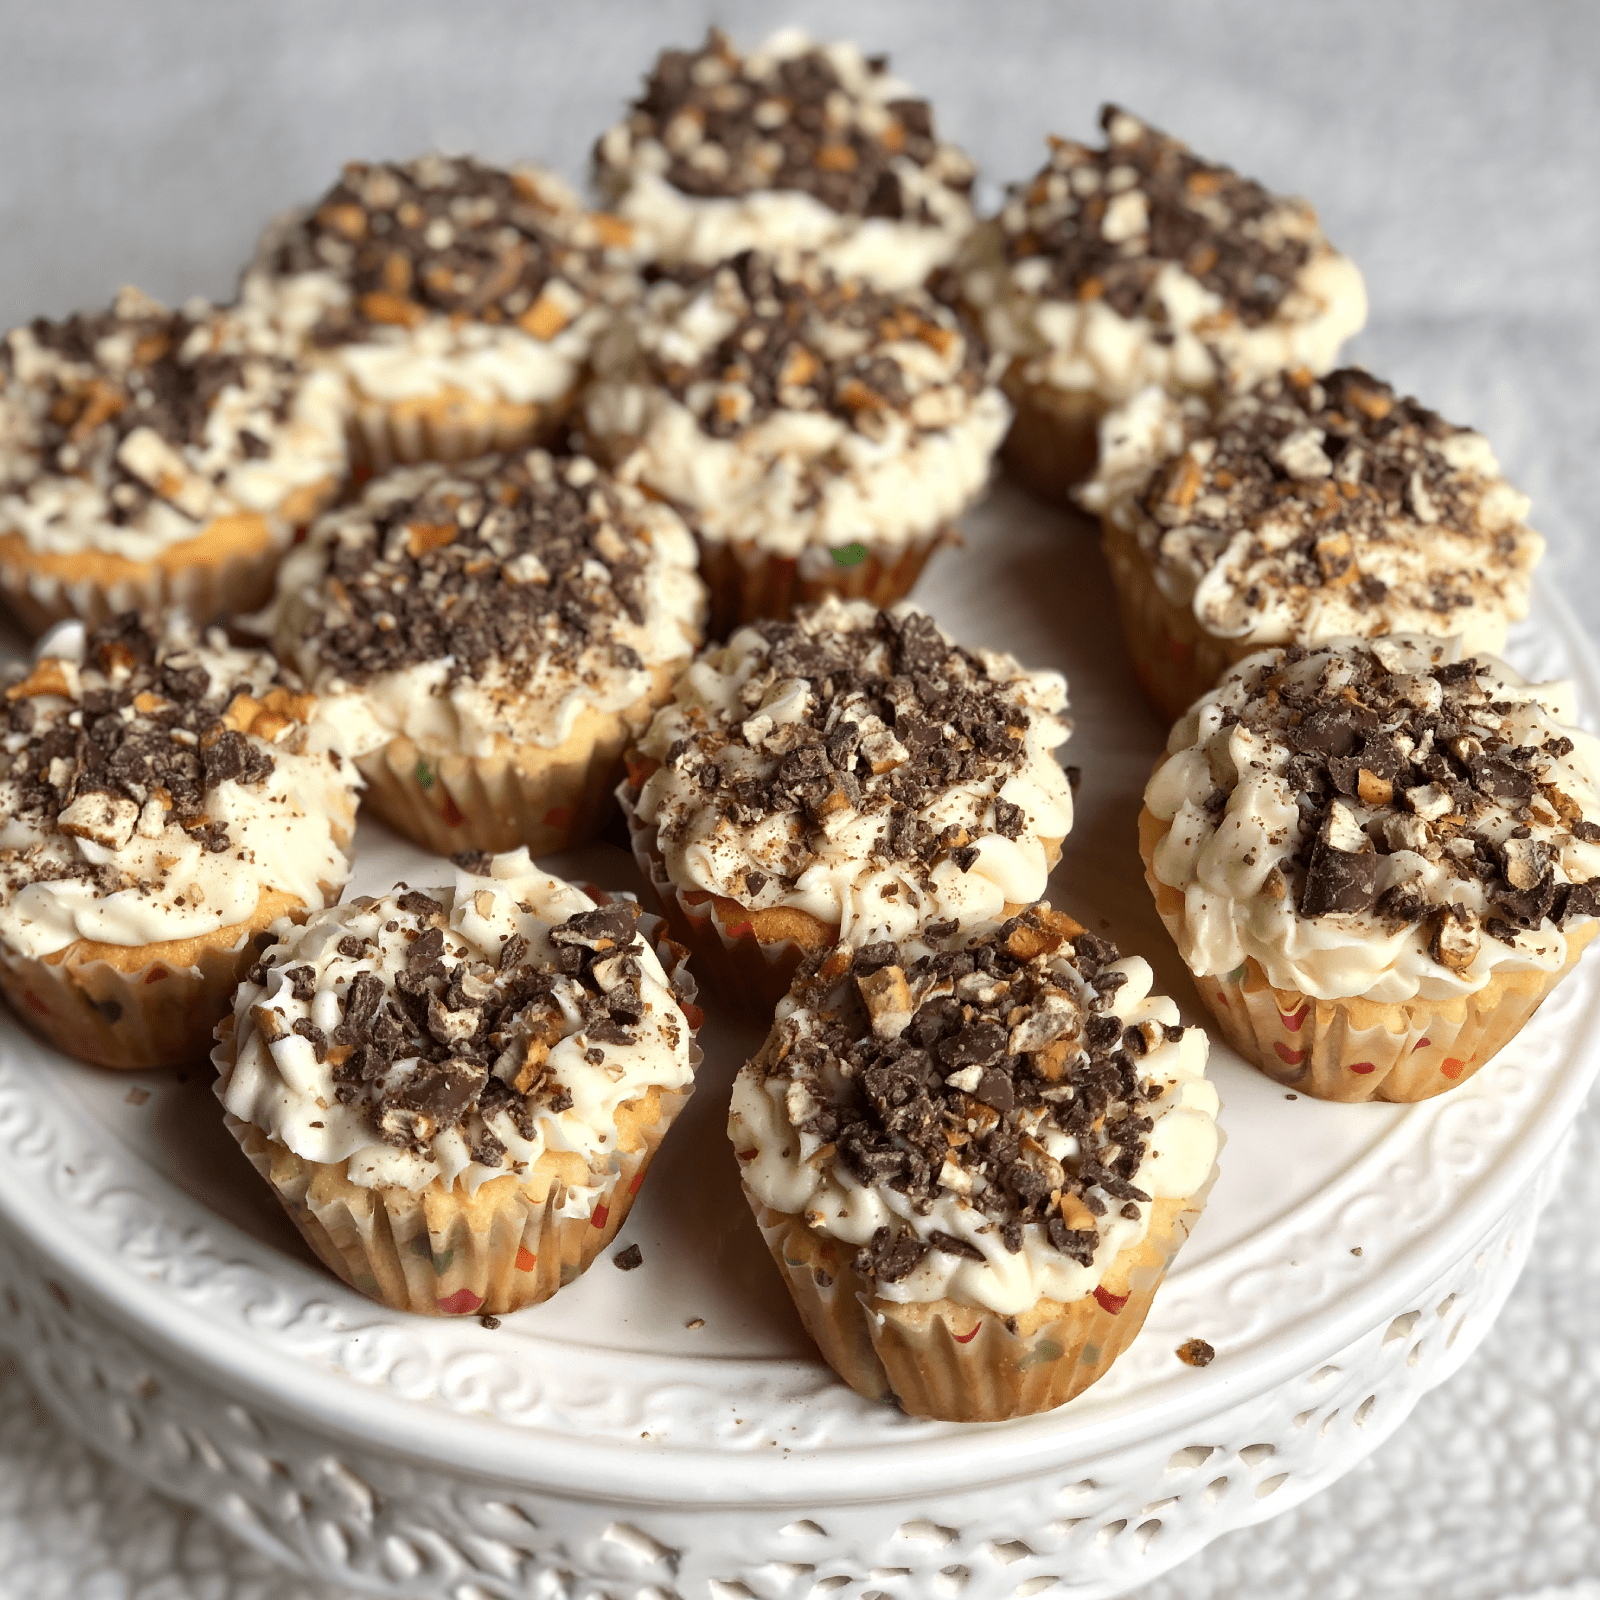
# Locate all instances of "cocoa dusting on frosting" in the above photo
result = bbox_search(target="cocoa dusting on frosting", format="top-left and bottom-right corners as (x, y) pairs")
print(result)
(264, 156), (607, 345)
(643, 605), (1056, 887)
(1130, 368), (1538, 633)
(1211, 641), (1598, 959)
(638, 250), (988, 440)
(249, 890), (655, 1171)
(595, 30), (972, 220)
(297, 452), (655, 690)
(1, 288), (294, 528)
(999, 105), (1319, 327)
(758, 909), (1165, 1285)
(0, 613), (289, 899)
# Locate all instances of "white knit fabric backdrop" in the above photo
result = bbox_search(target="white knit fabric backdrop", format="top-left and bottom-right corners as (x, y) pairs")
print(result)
(0, 2), (1597, 1594)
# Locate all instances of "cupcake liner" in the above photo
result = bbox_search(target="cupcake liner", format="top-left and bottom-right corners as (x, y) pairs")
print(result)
(346, 384), (576, 473)
(998, 363), (1107, 508)
(618, 784), (837, 1021)
(1138, 805), (1600, 1102)
(749, 1190), (1208, 1421)
(1102, 519), (1256, 727)
(356, 682), (677, 857)
(224, 1081), (691, 1315)
(0, 889), (304, 1069)
(694, 526), (952, 640)
(0, 505), (321, 637)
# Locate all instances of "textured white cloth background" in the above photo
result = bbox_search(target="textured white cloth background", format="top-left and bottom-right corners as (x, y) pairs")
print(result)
(0, 2), (1597, 1595)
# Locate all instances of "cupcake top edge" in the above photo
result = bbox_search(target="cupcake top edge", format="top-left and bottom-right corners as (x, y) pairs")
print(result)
(729, 906), (1217, 1316)
(272, 448), (706, 760)
(630, 597), (1074, 944)
(585, 249), (1010, 557)
(961, 104), (1367, 398)
(0, 285), (347, 563)
(593, 28), (975, 226)
(0, 611), (360, 962)
(216, 849), (697, 1197)
(1082, 369), (1542, 655)
(1145, 633), (1600, 1003)
(243, 156), (624, 400)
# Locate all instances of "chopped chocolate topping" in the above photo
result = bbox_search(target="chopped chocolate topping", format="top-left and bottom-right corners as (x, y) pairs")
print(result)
(1176, 1338), (1215, 1368)
(264, 155), (601, 345)
(631, 250), (988, 441)
(999, 105), (1320, 326)
(644, 603), (1066, 893)
(595, 30), (973, 220)
(759, 907), (1181, 1285)
(1205, 638), (1600, 952)
(0, 613), (287, 899)
(298, 452), (662, 694)
(1131, 368), (1537, 634)
(612, 1243), (644, 1271)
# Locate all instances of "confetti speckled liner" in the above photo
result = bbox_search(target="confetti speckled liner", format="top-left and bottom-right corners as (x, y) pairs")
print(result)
(0, 888), (306, 1069)
(1139, 806), (1599, 1102)
(223, 1083), (690, 1315)
(694, 526), (952, 639)
(749, 1190), (1209, 1421)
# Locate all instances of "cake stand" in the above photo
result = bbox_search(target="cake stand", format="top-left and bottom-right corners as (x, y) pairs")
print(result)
(0, 487), (1594, 1600)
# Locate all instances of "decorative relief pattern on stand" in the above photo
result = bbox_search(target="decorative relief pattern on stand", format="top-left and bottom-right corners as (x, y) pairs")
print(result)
(0, 1164), (1550, 1600)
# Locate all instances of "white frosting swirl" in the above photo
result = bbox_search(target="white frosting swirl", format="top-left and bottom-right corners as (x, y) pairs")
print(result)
(0, 619), (360, 960)
(633, 599), (1075, 941)
(217, 853), (695, 1199)
(1145, 636), (1600, 1003)
(730, 930), (1218, 1315)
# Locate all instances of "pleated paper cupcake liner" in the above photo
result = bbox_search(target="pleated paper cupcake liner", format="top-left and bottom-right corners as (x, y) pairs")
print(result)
(0, 893), (304, 1070)
(618, 785), (836, 1021)
(694, 526), (951, 640)
(749, 1191), (1208, 1421)
(1139, 806), (1600, 1102)
(0, 510), (306, 637)
(1102, 519), (1256, 728)
(224, 1082), (690, 1315)
(998, 363), (1108, 508)
(346, 384), (576, 473)
(355, 690), (672, 858)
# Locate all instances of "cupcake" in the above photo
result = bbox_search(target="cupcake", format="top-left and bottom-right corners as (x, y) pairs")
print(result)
(591, 28), (975, 291)
(244, 156), (619, 469)
(1140, 635), (1600, 1102)
(0, 612), (361, 1068)
(0, 285), (347, 634)
(269, 449), (705, 856)
(1080, 367), (1544, 725)
(619, 598), (1076, 1018)
(215, 850), (700, 1316)
(584, 249), (1008, 634)
(960, 105), (1367, 503)
(730, 906), (1219, 1420)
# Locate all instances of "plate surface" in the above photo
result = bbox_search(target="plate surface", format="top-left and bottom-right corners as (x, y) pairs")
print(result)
(0, 485), (1596, 1526)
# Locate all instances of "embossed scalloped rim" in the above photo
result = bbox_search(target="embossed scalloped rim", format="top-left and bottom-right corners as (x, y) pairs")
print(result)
(0, 581), (1594, 1509)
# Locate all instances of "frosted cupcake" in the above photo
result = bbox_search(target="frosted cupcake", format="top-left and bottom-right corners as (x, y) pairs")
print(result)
(960, 106), (1367, 502)
(731, 906), (1218, 1420)
(0, 285), (347, 634)
(270, 449), (705, 855)
(585, 249), (1008, 634)
(245, 156), (619, 469)
(592, 28), (975, 291)
(619, 598), (1076, 1017)
(1080, 367), (1544, 725)
(1140, 635), (1600, 1102)
(216, 851), (699, 1315)
(0, 612), (360, 1068)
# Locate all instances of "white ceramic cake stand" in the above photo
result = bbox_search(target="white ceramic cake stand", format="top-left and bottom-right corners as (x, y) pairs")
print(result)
(0, 487), (1594, 1600)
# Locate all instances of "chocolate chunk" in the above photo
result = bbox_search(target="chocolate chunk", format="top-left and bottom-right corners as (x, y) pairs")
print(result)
(1299, 811), (1379, 917)
(397, 889), (445, 920)
(549, 902), (640, 950)
(202, 729), (274, 791)
(450, 851), (495, 875)
(612, 1243), (644, 1272)
(973, 1068), (1015, 1113)
(853, 1225), (929, 1284)
(928, 1230), (985, 1261)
